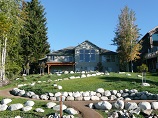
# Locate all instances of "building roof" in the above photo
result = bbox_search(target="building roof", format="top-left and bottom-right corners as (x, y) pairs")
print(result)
(47, 46), (75, 56)
(47, 40), (117, 56)
(100, 48), (117, 55)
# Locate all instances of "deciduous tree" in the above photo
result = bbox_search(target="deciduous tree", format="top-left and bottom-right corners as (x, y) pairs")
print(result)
(0, 0), (24, 81)
(113, 6), (142, 72)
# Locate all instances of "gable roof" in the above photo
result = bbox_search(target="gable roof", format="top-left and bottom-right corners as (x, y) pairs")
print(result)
(47, 40), (117, 56)
(75, 40), (100, 49)
(47, 46), (75, 56)
(100, 48), (117, 55)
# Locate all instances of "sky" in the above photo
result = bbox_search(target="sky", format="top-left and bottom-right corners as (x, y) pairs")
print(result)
(30, 0), (158, 52)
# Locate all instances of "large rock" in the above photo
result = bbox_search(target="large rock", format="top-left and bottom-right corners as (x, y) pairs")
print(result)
(8, 103), (23, 111)
(66, 96), (75, 101)
(142, 83), (150, 86)
(90, 96), (100, 101)
(35, 108), (44, 112)
(151, 102), (158, 109)
(55, 92), (62, 97)
(94, 101), (112, 110)
(0, 104), (8, 111)
(113, 100), (124, 109)
(96, 88), (104, 94)
(104, 90), (111, 97)
(68, 92), (73, 97)
(90, 91), (96, 96)
(25, 91), (35, 98)
(1, 98), (12, 104)
(75, 97), (83, 101)
(49, 97), (56, 101)
(62, 92), (68, 97)
(138, 102), (151, 110)
(72, 92), (81, 98)
(89, 103), (94, 109)
(82, 92), (89, 97)
(31, 94), (40, 99)
(140, 94), (147, 100)
(56, 96), (66, 101)
(111, 90), (117, 95)
(125, 102), (138, 110)
(53, 105), (67, 111)
(57, 85), (62, 90)
(64, 108), (78, 115)
(40, 94), (49, 100)
(11, 88), (20, 95)
(22, 106), (32, 112)
(48, 92), (54, 97)
(46, 102), (56, 108)
(83, 97), (90, 101)
(24, 100), (35, 107)
(17, 90), (25, 96)
(109, 95), (117, 100)
(100, 96), (108, 101)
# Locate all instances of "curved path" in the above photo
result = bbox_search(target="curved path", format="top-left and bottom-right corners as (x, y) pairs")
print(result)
(0, 88), (103, 118)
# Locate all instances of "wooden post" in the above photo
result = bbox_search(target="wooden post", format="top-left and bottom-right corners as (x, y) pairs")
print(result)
(60, 95), (62, 118)
(47, 64), (50, 74)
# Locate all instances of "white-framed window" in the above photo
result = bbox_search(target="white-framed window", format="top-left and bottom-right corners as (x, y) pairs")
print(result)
(79, 49), (96, 62)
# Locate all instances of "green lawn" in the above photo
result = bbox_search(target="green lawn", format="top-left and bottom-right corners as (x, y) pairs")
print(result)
(1, 72), (158, 118)
(17, 72), (158, 94)
(0, 96), (59, 118)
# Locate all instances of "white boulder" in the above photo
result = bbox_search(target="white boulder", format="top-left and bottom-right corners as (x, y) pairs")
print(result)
(8, 103), (23, 111)
(35, 108), (45, 112)
(151, 102), (158, 109)
(0, 104), (8, 111)
(24, 100), (35, 107)
(125, 102), (138, 110)
(22, 106), (32, 112)
(64, 108), (78, 115)
(46, 102), (56, 108)
(94, 101), (112, 110)
(1, 98), (12, 104)
(53, 105), (67, 111)
(113, 100), (124, 109)
(96, 88), (104, 93)
(138, 102), (151, 110)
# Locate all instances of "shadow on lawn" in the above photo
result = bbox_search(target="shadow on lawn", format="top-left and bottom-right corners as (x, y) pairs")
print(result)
(98, 75), (158, 86)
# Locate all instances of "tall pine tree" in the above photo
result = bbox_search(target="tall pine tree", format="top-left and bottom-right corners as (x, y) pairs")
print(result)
(113, 6), (141, 72)
(21, 0), (50, 73)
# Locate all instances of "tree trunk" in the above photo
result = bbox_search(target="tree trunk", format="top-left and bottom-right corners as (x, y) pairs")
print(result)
(0, 39), (2, 80)
(1, 36), (7, 81)
(42, 68), (44, 75)
(126, 62), (129, 72)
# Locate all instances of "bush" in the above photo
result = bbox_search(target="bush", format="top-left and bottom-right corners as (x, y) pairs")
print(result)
(137, 64), (148, 72)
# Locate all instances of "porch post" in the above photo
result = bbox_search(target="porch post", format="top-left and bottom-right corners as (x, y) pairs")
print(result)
(48, 64), (50, 74)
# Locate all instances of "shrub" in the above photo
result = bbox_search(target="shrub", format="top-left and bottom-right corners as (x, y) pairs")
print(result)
(137, 64), (148, 72)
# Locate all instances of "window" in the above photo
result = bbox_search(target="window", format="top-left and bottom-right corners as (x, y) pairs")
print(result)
(102, 55), (115, 62)
(65, 56), (73, 62)
(51, 56), (54, 60)
(79, 49), (96, 62)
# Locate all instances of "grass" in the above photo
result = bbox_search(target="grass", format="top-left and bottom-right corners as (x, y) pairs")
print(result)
(1, 72), (158, 118)
(17, 72), (158, 94)
(0, 96), (60, 118)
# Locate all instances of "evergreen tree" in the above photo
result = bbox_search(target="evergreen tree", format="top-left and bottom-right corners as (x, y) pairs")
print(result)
(21, 0), (50, 73)
(113, 6), (142, 72)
